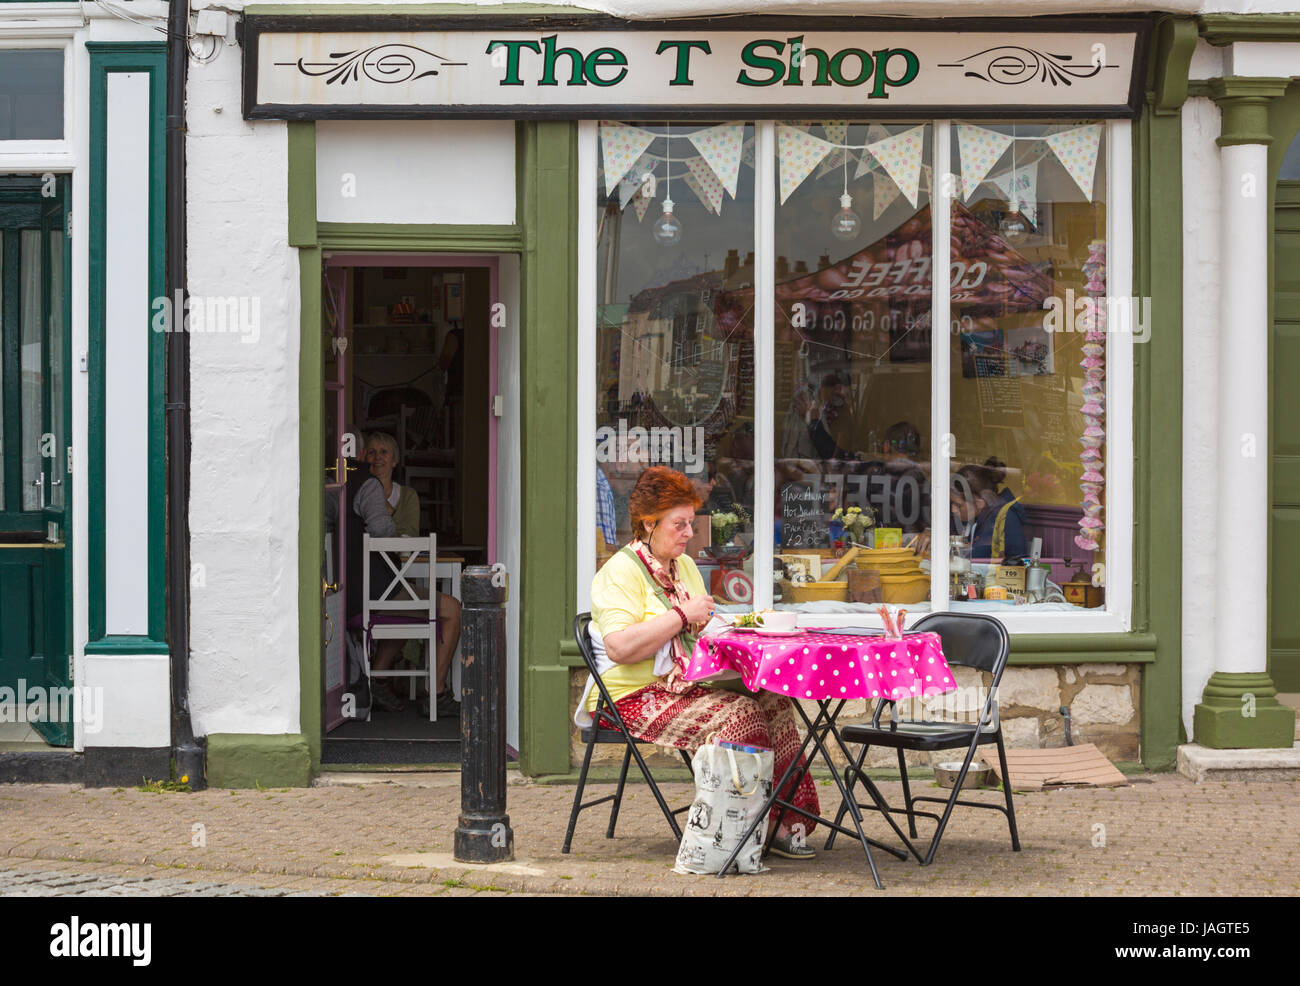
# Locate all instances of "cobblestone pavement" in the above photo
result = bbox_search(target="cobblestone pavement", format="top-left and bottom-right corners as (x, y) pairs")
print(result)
(0, 771), (1296, 896)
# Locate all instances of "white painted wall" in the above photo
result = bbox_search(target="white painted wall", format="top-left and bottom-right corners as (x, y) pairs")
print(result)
(81, 654), (170, 747)
(186, 38), (302, 736)
(316, 121), (516, 225)
(1181, 96), (1222, 739)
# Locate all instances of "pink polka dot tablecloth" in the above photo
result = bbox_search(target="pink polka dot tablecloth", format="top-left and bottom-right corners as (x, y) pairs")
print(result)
(686, 630), (955, 702)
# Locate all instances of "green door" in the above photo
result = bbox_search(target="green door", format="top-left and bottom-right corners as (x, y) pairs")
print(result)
(1272, 142), (1300, 693)
(0, 174), (72, 745)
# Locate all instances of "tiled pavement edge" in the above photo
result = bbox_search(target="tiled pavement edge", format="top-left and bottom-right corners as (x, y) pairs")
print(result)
(0, 772), (1297, 896)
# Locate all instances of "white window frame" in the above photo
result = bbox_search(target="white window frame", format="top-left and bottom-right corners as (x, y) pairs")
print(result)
(578, 118), (1133, 635)
(0, 37), (77, 169)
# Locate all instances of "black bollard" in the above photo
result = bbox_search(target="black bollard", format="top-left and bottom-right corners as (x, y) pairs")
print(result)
(454, 566), (514, 862)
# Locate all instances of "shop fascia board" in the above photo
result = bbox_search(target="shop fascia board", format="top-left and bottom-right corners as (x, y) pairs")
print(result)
(1199, 13), (1300, 46)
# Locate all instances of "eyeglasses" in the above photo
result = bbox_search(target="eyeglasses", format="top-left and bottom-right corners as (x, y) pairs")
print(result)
(654, 518), (694, 534)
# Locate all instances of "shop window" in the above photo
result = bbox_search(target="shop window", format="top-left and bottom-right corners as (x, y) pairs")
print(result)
(593, 123), (757, 590)
(584, 120), (1128, 629)
(0, 50), (63, 140)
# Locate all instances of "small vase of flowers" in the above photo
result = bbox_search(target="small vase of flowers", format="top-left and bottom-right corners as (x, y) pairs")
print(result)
(832, 505), (874, 544)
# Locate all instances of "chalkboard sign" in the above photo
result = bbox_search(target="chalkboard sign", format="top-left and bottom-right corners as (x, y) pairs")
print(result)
(781, 483), (830, 549)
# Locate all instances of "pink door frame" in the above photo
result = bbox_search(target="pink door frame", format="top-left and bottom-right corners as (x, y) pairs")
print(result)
(323, 266), (349, 732)
(324, 252), (500, 562)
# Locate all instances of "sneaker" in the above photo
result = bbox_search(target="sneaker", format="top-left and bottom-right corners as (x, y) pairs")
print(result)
(769, 832), (816, 860)
(371, 682), (405, 713)
(436, 690), (460, 717)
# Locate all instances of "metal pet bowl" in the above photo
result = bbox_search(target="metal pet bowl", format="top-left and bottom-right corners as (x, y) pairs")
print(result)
(934, 762), (995, 790)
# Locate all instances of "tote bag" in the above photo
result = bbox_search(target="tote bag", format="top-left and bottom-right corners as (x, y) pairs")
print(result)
(673, 741), (774, 875)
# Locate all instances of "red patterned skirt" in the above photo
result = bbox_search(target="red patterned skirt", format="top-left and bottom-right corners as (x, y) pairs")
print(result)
(609, 683), (820, 832)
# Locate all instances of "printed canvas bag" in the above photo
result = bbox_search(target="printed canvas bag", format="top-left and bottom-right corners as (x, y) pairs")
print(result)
(674, 741), (774, 875)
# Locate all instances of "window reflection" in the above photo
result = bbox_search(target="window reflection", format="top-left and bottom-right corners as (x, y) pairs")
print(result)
(594, 122), (758, 603)
(771, 122), (933, 615)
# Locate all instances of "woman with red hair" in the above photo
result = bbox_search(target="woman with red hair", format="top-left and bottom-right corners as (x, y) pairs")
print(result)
(576, 465), (819, 859)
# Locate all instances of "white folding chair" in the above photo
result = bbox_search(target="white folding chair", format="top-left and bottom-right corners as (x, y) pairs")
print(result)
(361, 533), (438, 721)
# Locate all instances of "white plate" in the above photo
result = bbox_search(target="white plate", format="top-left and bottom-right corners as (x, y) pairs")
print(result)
(754, 627), (801, 636)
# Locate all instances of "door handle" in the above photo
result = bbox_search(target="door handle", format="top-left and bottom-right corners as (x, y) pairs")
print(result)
(31, 476), (45, 508)
(322, 578), (338, 598)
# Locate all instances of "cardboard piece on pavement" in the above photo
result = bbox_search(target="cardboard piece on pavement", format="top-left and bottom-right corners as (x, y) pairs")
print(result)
(979, 743), (1128, 791)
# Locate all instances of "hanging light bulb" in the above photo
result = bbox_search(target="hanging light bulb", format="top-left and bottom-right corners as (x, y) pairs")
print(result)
(652, 197), (683, 246)
(829, 150), (860, 241)
(997, 124), (1031, 243)
(831, 192), (861, 241)
(999, 211), (1031, 243)
(651, 122), (683, 247)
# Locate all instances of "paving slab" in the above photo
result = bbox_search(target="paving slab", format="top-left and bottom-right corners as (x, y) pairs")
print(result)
(0, 773), (1295, 896)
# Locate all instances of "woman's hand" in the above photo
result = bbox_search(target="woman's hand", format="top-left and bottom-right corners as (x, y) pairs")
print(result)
(680, 593), (714, 627)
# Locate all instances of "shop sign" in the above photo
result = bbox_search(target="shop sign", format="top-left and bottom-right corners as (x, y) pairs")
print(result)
(242, 16), (1149, 120)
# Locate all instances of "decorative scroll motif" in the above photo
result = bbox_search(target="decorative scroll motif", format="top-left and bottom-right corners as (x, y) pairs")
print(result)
(277, 45), (466, 86)
(941, 46), (1111, 87)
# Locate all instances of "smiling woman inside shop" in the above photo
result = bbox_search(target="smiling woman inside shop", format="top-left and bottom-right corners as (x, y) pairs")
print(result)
(578, 465), (821, 859)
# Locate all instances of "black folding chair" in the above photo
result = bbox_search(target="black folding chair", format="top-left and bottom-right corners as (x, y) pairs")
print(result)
(826, 612), (1021, 866)
(561, 613), (693, 854)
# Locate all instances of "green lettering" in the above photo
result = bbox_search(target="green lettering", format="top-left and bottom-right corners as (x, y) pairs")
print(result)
(871, 48), (920, 98)
(486, 40), (541, 86)
(784, 36), (831, 87)
(655, 40), (711, 86)
(585, 47), (628, 86)
(737, 39), (785, 87)
(828, 48), (873, 87)
(539, 34), (586, 86)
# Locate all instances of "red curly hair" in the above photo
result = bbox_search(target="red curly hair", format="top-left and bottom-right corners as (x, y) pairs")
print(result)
(628, 466), (702, 541)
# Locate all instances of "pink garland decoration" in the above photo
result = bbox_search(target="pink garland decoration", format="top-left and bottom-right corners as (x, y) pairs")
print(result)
(1076, 238), (1107, 554)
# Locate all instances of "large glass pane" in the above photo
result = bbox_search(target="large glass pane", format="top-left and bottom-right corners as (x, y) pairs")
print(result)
(48, 229), (64, 510)
(771, 122), (933, 616)
(593, 122), (757, 602)
(948, 122), (1107, 611)
(20, 228), (41, 511)
(0, 50), (63, 140)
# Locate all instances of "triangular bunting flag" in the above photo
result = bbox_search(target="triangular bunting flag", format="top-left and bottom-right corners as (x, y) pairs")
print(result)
(632, 190), (651, 222)
(741, 138), (756, 170)
(822, 122), (849, 145)
(618, 175), (639, 209)
(687, 123), (745, 198)
(957, 124), (1014, 200)
(854, 149), (880, 180)
(681, 169), (719, 215)
(815, 147), (849, 179)
(1045, 124), (1103, 201)
(686, 156), (726, 214)
(873, 172), (901, 219)
(777, 125), (835, 204)
(865, 124), (926, 209)
(988, 161), (1039, 227)
(600, 122), (656, 195)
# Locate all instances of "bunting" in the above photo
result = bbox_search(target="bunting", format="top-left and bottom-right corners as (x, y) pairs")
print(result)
(777, 125), (835, 204)
(956, 124), (1014, 200)
(865, 124), (926, 208)
(1045, 124), (1103, 201)
(687, 123), (745, 198)
(873, 172), (901, 218)
(632, 190), (651, 222)
(685, 155), (726, 213)
(600, 122), (656, 195)
(988, 162), (1039, 227)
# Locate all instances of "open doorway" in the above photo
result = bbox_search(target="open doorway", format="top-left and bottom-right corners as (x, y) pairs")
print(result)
(320, 255), (502, 763)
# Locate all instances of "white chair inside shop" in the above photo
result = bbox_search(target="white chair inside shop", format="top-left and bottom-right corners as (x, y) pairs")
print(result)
(361, 533), (438, 722)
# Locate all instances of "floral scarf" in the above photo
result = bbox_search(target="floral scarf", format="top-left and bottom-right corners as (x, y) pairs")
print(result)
(622, 540), (700, 695)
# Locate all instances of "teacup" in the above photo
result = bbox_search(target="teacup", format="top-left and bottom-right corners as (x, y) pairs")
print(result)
(755, 611), (798, 632)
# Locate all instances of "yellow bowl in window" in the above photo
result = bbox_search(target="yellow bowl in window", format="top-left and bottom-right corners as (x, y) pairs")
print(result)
(983, 585), (1009, 601)
(880, 574), (929, 604)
